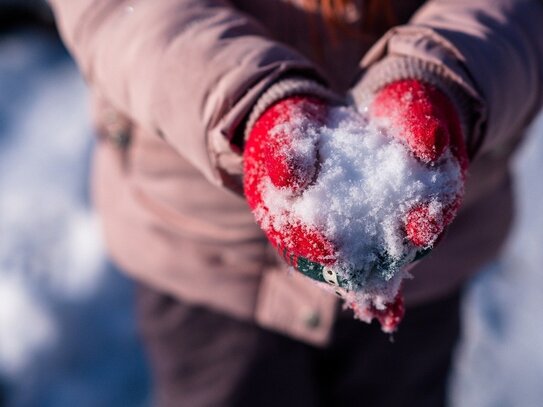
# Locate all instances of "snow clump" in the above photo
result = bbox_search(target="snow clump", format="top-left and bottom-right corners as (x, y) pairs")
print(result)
(259, 106), (463, 305)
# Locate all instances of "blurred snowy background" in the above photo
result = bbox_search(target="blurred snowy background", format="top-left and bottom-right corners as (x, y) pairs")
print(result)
(450, 111), (543, 406)
(0, 14), (542, 407)
(0, 27), (149, 406)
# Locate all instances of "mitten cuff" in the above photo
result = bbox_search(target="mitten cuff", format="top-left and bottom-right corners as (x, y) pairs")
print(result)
(350, 56), (479, 157)
(244, 78), (344, 140)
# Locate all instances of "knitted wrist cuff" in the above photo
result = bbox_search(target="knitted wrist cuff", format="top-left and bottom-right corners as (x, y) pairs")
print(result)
(350, 56), (476, 150)
(244, 78), (344, 140)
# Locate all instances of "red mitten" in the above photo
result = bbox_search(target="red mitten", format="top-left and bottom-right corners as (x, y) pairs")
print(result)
(371, 79), (469, 248)
(243, 95), (406, 333)
(243, 96), (335, 267)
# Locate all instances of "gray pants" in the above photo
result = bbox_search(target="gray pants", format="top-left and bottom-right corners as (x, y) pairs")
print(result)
(137, 284), (461, 407)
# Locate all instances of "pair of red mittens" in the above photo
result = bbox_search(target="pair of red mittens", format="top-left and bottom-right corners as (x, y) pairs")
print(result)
(243, 79), (468, 332)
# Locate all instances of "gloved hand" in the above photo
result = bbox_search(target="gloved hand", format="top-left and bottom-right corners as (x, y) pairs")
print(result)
(243, 96), (335, 269)
(243, 95), (408, 332)
(370, 79), (469, 248)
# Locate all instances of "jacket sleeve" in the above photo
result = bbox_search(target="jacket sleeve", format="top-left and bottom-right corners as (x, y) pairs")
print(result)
(351, 0), (543, 157)
(48, 0), (329, 190)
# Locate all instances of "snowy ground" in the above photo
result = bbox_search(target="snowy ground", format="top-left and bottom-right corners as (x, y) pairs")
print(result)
(0, 30), (149, 406)
(0, 29), (542, 407)
(450, 111), (543, 407)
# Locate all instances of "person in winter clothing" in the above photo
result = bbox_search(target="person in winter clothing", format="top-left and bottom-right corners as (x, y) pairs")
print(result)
(49, 0), (543, 405)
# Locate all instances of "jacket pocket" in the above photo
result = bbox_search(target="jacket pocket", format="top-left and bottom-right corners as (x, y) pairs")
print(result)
(96, 106), (133, 172)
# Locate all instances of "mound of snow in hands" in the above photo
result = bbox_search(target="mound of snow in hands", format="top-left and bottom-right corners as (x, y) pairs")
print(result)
(256, 106), (463, 328)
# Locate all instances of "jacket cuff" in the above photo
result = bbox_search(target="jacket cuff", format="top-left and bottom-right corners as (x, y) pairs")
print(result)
(244, 78), (344, 140)
(350, 56), (481, 158)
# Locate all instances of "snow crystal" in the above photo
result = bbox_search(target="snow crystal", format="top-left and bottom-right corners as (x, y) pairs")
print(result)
(258, 106), (463, 303)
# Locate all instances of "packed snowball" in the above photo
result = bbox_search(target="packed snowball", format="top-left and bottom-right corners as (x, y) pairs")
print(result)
(254, 105), (463, 314)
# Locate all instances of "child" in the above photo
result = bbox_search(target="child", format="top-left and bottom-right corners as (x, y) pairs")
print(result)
(50, 0), (543, 405)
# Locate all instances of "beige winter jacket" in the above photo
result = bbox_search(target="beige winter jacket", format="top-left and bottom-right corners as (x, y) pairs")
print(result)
(50, 0), (543, 345)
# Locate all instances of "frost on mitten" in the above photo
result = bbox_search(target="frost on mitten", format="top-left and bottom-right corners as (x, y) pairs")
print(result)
(243, 87), (466, 333)
(371, 79), (468, 249)
(244, 96), (337, 266)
